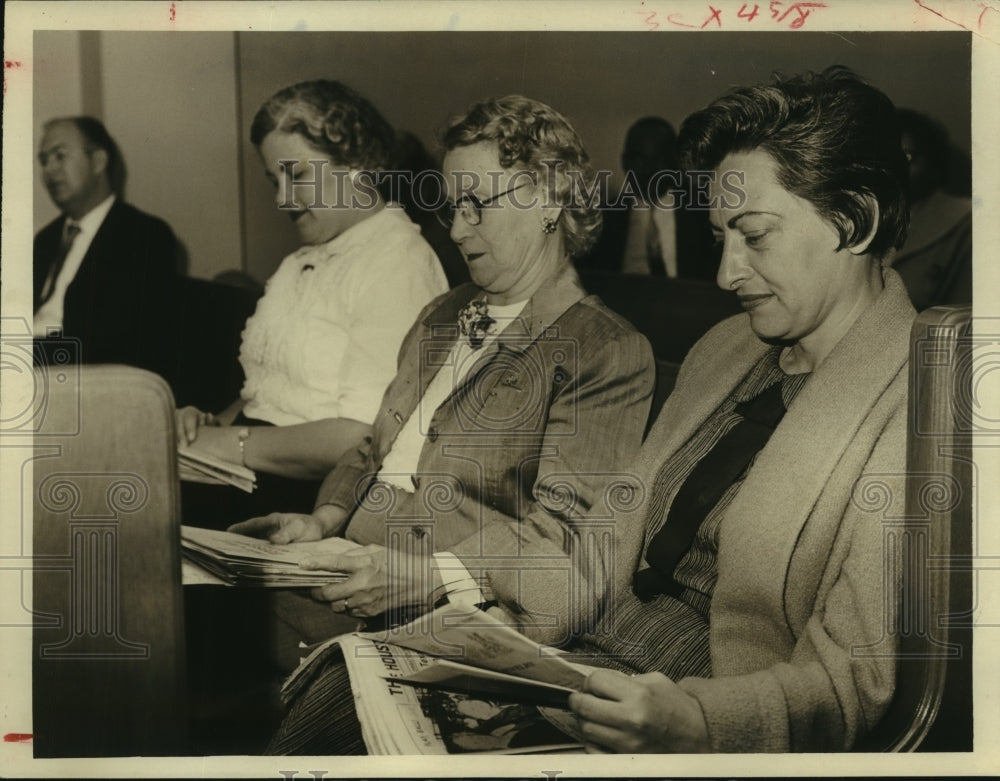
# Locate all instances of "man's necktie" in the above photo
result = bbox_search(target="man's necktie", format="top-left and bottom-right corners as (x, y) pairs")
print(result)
(632, 379), (788, 601)
(37, 220), (81, 308)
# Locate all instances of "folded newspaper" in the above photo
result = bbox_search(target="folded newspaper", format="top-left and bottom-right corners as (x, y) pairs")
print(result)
(178, 443), (256, 493)
(283, 603), (596, 754)
(180, 525), (360, 586)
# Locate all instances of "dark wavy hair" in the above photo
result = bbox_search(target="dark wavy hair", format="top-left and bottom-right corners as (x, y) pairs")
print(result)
(46, 116), (126, 196)
(679, 66), (909, 260)
(249, 80), (395, 172)
(442, 95), (602, 259)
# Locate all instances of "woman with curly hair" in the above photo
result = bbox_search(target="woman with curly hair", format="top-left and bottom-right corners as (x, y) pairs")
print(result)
(233, 95), (656, 753)
(177, 80), (448, 519)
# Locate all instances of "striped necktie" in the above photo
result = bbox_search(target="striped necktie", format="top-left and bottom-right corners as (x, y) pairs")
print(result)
(37, 220), (81, 308)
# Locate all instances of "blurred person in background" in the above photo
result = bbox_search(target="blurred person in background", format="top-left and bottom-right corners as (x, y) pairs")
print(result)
(34, 116), (181, 379)
(888, 107), (971, 310)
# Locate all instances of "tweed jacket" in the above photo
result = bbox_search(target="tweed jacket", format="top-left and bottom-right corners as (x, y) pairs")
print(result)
(316, 264), (655, 644)
(597, 269), (916, 751)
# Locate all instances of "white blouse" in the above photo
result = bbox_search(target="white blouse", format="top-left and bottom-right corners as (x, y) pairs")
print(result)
(239, 206), (448, 426)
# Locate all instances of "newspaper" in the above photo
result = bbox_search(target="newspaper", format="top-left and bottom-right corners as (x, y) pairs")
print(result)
(362, 601), (594, 689)
(180, 525), (361, 586)
(336, 634), (585, 754)
(178, 443), (257, 492)
(278, 604), (596, 754)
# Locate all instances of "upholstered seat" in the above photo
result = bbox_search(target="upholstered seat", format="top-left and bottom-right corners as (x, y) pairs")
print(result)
(32, 365), (188, 757)
(856, 304), (973, 751)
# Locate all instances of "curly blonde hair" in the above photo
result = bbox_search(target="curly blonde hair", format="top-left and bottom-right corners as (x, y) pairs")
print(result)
(250, 80), (395, 172)
(443, 95), (602, 258)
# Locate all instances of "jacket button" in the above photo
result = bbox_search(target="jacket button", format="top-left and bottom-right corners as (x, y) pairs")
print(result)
(427, 427), (438, 442)
(411, 474), (421, 490)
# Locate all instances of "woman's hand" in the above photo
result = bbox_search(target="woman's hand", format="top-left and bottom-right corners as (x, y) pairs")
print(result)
(175, 405), (218, 447)
(568, 669), (711, 753)
(227, 503), (350, 543)
(228, 512), (326, 544)
(302, 544), (439, 618)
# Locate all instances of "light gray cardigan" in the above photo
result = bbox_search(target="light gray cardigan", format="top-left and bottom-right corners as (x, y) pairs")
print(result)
(603, 269), (916, 751)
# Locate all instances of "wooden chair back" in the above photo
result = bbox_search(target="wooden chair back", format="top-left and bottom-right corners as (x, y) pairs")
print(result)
(856, 305), (973, 751)
(32, 365), (188, 757)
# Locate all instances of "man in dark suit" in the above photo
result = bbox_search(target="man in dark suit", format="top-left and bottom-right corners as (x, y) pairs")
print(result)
(33, 116), (181, 380)
(578, 116), (717, 280)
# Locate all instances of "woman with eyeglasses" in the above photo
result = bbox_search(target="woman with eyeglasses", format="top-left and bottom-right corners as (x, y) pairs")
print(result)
(231, 95), (655, 752)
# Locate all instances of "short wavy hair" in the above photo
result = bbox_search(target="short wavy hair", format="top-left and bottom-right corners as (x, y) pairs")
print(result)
(679, 66), (909, 260)
(442, 95), (602, 259)
(250, 80), (395, 172)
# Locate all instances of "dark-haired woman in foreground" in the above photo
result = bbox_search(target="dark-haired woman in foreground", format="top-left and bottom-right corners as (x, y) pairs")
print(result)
(568, 66), (914, 752)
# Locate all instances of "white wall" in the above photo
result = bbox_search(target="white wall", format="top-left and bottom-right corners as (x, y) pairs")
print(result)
(100, 31), (244, 279)
(33, 31), (84, 230)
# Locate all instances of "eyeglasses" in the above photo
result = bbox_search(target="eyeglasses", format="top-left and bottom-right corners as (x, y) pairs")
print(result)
(436, 181), (531, 230)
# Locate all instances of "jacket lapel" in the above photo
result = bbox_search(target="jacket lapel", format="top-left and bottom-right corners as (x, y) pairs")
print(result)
(377, 283), (481, 454)
(639, 317), (765, 486)
(714, 270), (915, 643)
(34, 217), (67, 307)
(405, 284), (479, 411)
(447, 264), (588, 406)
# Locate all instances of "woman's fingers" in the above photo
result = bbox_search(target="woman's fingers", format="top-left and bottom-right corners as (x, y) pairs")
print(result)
(578, 720), (634, 753)
(270, 515), (322, 544)
(174, 407), (220, 447)
(301, 549), (372, 573)
(227, 514), (282, 538)
(300, 553), (349, 573)
(175, 406), (201, 446)
(310, 575), (360, 605)
(569, 690), (620, 724)
(226, 512), (322, 543)
(305, 548), (390, 617)
(571, 671), (710, 753)
(310, 574), (380, 616)
(582, 668), (634, 699)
